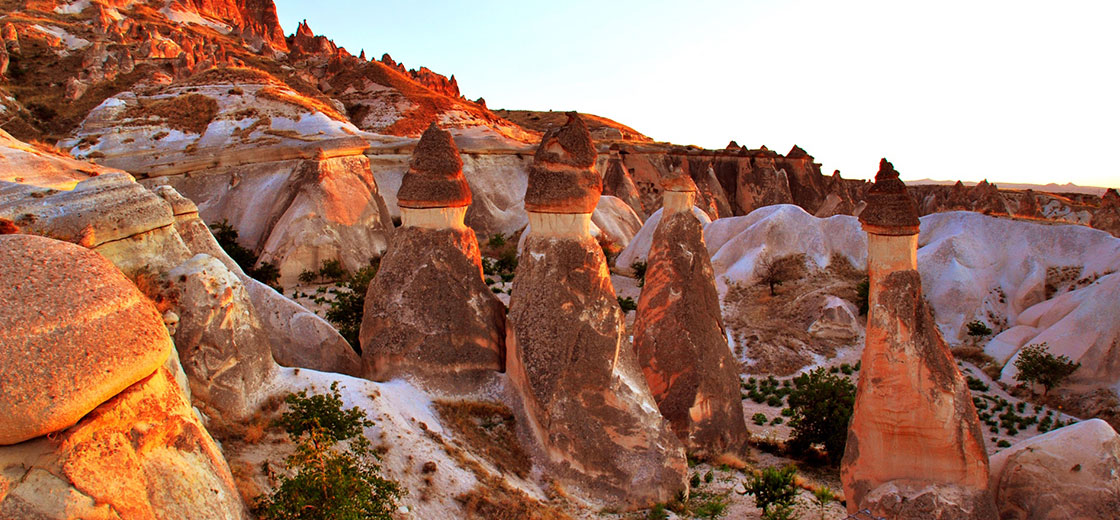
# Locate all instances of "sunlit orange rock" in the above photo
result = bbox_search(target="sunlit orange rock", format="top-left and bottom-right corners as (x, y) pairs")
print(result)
(841, 159), (995, 518)
(360, 123), (505, 390)
(602, 145), (645, 219)
(633, 168), (748, 455)
(0, 234), (171, 445)
(507, 113), (686, 509)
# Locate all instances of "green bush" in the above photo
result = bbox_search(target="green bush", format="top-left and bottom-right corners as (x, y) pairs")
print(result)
(966, 320), (993, 337)
(255, 382), (401, 520)
(787, 367), (856, 465)
(631, 260), (648, 288)
(318, 259), (348, 282)
(854, 277), (869, 315)
(617, 296), (637, 312)
(752, 413), (768, 426)
(1014, 342), (1080, 396)
(811, 486), (836, 520)
(324, 260), (380, 353)
(740, 465), (798, 520)
(487, 233), (507, 248)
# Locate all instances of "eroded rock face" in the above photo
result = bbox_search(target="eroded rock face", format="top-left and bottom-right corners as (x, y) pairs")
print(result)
(860, 480), (999, 520)
(1091, 188), (1120, 237)
(988, 419), (1120, 519)
(161, 254), (276, 420)
(633, 206), (748, 455)
(524, 113), (602, 214)
(0, 234), (171, 445)
(0, 367), (249, 519)
(359, 226), (505, 390)
(507, 234), (687, 508)
(602, 150), (645, 220)
(842, 270), (993, 514)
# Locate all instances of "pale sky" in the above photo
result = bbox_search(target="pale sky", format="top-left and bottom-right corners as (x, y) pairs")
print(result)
(273, 0), (1119, 187)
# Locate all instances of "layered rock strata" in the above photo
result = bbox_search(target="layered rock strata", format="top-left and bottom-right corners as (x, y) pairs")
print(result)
(841, 159), (995, 518)
(632, 170), (749, 455)
(360, 123), (505, 390)
(507, 113), (687, 508)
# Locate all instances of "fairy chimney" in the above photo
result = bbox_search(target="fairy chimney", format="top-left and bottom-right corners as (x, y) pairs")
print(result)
(507, 113), (687, 508)
(359, 123), (505, 391)
(602, 145), (645, 219)
(841, 159), (996, 519)
(633, 167), (749, 455)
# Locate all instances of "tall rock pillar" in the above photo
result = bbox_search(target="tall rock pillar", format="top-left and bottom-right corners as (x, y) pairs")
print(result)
(360, 123), (505, 392)
(633, 169), (749, 456)
(507, 113), (687, 509)
(841, 159), (995, 519)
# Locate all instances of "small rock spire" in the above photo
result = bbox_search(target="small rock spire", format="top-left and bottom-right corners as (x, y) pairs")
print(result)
(858, 158), (920, 234)
(524, 112), (602, 214)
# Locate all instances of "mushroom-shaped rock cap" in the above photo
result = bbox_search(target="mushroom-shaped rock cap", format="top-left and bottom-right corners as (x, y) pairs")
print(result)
(661, 166), (698, 193)
(0, 234), (173, 445)
(859, 158), (920, 234)
(524, 112), (602, 213)
(397, 122), (472, 209)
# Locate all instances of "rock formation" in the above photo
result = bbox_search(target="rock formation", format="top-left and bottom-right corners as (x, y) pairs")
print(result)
(1091, 188), (1120, 237)
(602, 145), (645, 219)
(507, 113), (687, 508)
(841, 159), (995, 518)
(988, 419), (1120, 519)
(632, 169), (749, 455)
(1015, 189), (1040, 218)
(0, 234), (246, 518)
(0, 234), (172, 445)
(359, 123), (505, 390)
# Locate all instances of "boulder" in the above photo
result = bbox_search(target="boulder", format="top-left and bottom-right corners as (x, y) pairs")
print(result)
(0, 367), (249, 519)
(633, 179), (748, 455)
(988, 419), (1120, 519)
(162, 254), (276, 420)
(0, 234), (171, 445)
(860, 479), (999, 520)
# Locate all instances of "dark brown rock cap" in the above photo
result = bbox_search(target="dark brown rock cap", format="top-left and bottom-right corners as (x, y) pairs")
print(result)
(661, 166), (698, 193)
(859, 158), (920, 235)
(524, 112), (602, 213)
(397, 122), (472, 209)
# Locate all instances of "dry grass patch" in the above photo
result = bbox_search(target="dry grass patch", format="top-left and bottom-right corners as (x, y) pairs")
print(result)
(433, 400), (530, 479)
(951, 345), (1003, 380)
(124, 93), (218, 134)
(457, 486), (573, 520)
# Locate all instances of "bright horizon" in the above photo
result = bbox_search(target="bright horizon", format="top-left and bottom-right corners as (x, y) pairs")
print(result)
(272, 0), (1119, 188)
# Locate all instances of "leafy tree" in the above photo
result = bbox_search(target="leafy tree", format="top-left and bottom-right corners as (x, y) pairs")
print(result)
(1014, 342), (1080, 396)
(966, 320), (993, 337)
(325, 260), (380, 353)
(256, 382), (401, 520)
(209, 219), (280, 288)
(786, 367), (856, 465)
(617, 296), (637, 312)
(740, 465), (798, 520)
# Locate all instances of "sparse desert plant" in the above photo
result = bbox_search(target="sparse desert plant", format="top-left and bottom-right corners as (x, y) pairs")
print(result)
(740, 465), (798, 520)
(787, 367), (856, 465)
(487, 232), (507, 248)
(689, 492), (729, 519)
(631, 260), (648, 288)
(255, 382), (401, 520)
(812, 486), (836, 520)
(318, 259), (348, 282)
(966, 319), (993, 337)
(617, 296), (637, 312)
(753, 413), (768, 426)
(854, 277), (869, 315)
(1014, 342), (1080, 396)
(324, 260), (380, 353)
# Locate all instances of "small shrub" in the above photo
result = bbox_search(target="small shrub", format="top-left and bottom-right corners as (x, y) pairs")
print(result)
(690, 473), (702, 488)
(318, 259), (348, 282)
(689, 492), (729, 519)
(812, 486), (836, 520)
(854, 277), (869, 315)
(647, 503), (668, 520)
(704, 470), (714, 483)
(209, 219), (279, 288)
(487, 233), (507, 248)
(840, 363), (853, 375)
(770, 417), (783, 426)
(1014, 342), (1080, 396)
(632, 260), (648, 288)
(966, 320), (993, 337)
(996, 439), (1011, 448)
(752, 413), (768, 426)
(298, 269), (318, 284)
(967, 376), (990, 392)
(740, 465), (798, 520)
(255, 382), (401, 519)
(324, 260), (380, 353)
(617, 296), (637, 312)
(787, 367), (856, 465)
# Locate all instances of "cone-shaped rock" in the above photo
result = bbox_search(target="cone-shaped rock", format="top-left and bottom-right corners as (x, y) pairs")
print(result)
(360, 124), (505, 391)
(842, 161), (994, 518)
(507, 115), (686, 508)
(602, 147), (645, 219)
(633, 170), (749, 455)
(524, 112), (602, 214)
(397, 122), (471, 209)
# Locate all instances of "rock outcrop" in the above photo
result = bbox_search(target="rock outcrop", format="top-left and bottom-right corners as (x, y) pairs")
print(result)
(507, 113), (687, 508)
(360, 123), (505, 390)
(632, 170), (749, 455)
(1091, 188), (1120, 237)
(988, 419), (1120, 519)
(602, 146), (645, 220)
(1015, 189), (1040, 218)
(841, 159), (994, 517)
(0, 234), (172, 445)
